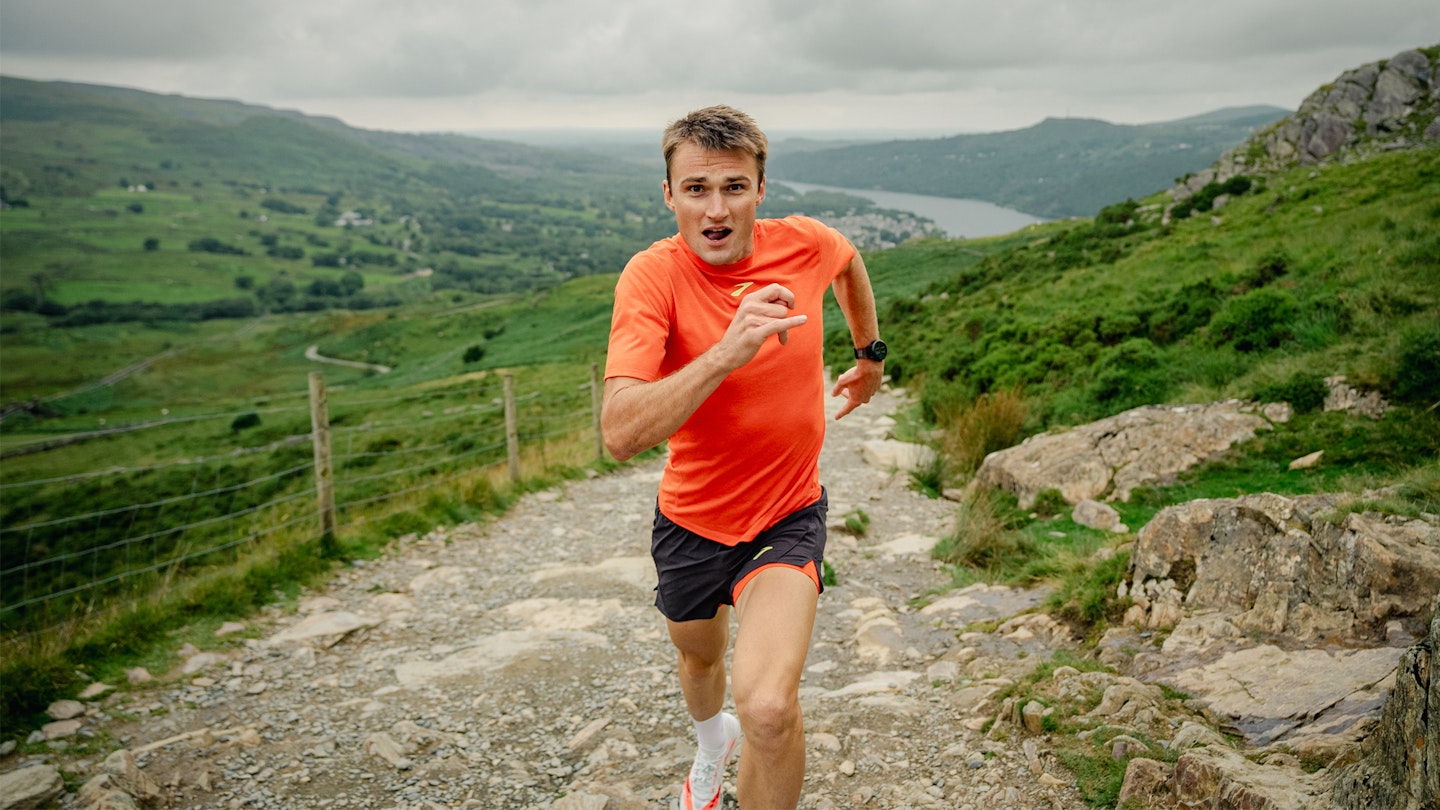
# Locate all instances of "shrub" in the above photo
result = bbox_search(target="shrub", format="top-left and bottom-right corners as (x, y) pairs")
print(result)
(1234, 249), (1291, 291)
(340, 271), (365, 296)
(1172, 174), (1254, 219)
(1032, 488), (1069, 519)
(260, 198), (307, 215)
(1389, 324), (1440, 406)
(1149, 279), (1223, 345)
(1090, 338), (1168, 406)
(1208, 288), (1298, 352)
(933, 488), (1036, 572)
(932, 387), (1028, 477)
(188, 237), (248, 256)
(463, 344), (486, 364)
(1048, 548), (1132, 629)
(143, 237), (160, 251)
(230, 412), (261, 432)
(1254, 371), (1328, 413)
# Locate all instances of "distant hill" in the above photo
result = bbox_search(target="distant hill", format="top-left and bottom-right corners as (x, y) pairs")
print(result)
(0, 75), (682, 313)
(767, 106), (1290, 219)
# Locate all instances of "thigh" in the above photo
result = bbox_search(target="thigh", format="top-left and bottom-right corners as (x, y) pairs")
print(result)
(731, 567), (819, 699)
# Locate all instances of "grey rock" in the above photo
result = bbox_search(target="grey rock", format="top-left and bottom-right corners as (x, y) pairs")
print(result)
(1329, 599), (1440, 810)
(974, 401), (1267, 507)
(0, 765), (64, 810)
(1129, 493), (1440, 635)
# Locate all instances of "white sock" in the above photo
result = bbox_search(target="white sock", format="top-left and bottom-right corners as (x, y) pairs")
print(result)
(693, 712), (728, 750)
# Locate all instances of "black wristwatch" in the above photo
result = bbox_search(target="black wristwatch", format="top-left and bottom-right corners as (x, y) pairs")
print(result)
(854, 339), (887, 361)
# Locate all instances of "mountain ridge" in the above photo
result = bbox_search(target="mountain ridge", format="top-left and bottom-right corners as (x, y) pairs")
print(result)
(766, 106), (1290, 218)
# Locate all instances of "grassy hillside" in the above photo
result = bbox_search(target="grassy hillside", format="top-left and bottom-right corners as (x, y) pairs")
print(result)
(865, 147), (1439, 418)
(768, 106), (1289, 218)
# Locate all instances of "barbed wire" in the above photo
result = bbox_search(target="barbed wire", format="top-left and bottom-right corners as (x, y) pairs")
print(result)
(337, 440), (508, 486)
(0, 368), (605, 634)
(0, 462), (314, 535)
(1, 488), (314, 581)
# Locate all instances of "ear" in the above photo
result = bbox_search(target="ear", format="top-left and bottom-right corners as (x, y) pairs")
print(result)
(756, 176), (766, 206)
(662, 179), (675, 210)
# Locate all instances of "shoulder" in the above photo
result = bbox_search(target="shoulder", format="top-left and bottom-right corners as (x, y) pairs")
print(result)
(761, 215), (847, 246)
(621, 237), (682, 280)
(759, 216), (853, 268)
(617, 237), (682, 303)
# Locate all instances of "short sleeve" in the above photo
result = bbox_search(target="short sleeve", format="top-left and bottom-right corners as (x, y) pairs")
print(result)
(605, 253), (673, 382)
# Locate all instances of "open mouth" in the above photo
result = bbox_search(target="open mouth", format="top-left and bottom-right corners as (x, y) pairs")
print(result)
(702, 227), (732, 244)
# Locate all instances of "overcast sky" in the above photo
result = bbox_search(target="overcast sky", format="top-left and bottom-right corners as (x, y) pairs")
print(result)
(2, 1), (1435, 138)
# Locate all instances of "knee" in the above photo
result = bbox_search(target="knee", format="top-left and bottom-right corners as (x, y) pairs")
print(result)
(735, 688), (800, 744)
(676, 647), (724, 681)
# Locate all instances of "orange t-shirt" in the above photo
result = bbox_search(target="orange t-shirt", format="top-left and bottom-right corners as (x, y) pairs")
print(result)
(606, 216), (856, 545)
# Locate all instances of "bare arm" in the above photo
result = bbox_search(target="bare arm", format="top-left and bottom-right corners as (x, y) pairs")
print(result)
(602, 283), (808, 461)
(829, 250), (884, 420)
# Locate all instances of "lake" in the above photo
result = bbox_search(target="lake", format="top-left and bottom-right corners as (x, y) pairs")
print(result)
(774, 179), (1046, 239)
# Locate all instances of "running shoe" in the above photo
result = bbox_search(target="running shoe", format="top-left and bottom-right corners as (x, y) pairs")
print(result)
(681, 712), (741, 810)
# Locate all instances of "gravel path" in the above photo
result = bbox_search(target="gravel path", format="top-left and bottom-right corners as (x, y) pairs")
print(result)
(58, 384), (1088, 810)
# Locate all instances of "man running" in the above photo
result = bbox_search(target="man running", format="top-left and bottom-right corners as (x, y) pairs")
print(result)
(602, 104), (886, 809)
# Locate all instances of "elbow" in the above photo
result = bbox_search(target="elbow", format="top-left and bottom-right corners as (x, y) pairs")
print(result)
(604, 434), (637, 463)
(600, 414), (639, 462)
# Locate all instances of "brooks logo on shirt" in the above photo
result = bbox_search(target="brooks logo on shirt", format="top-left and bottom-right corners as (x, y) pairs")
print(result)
(731, 282), (754, 297)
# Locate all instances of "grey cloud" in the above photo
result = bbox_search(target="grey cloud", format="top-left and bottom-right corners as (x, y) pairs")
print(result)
(0, 0), (1432, 131)
(0, 0), (281, 59)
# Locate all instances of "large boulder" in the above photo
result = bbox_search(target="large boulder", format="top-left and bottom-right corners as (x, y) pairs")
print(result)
(1127, 493), (1440, 638)
(973, 401), (1270, 508)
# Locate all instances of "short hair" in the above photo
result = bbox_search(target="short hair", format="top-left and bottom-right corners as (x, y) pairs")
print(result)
(661, 105), (769, 184)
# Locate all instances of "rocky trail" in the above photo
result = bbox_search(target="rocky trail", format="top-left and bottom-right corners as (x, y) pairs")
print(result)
(15, 378), (1436, 810)
(17, 385), (1097, 810)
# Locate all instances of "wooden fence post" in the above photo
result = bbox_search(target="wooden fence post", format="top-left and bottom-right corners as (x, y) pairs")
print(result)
(591, 362), (605, 462)
(503, 372), (520, 483)
(308, 372), (336, 549)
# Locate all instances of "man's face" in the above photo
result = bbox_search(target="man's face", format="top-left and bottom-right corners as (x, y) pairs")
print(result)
(663, 143), (766, 267)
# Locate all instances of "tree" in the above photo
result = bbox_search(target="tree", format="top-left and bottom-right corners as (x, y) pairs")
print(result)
(143, 238), (160, 251)
(340, 271), (365, 296)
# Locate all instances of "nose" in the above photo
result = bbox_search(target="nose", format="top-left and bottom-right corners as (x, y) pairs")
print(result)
(705, 190), (727, 220)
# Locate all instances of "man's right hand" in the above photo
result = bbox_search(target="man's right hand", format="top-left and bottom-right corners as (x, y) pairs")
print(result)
(715, 283), (808, 371)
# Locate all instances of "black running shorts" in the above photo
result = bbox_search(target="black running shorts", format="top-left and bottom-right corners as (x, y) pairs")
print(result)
(651, 489), (828, 622)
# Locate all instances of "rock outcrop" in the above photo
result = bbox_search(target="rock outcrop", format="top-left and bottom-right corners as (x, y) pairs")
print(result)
(1109, 492), (1440, 808)
(972, 401), (1271, 508)
(1125, 493), (1440, 639)
(1174, 46), (1439, 196)
(1329, 598), (1440, 810)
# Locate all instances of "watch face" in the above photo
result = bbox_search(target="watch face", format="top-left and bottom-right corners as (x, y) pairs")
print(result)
(871, 340), (887, 360)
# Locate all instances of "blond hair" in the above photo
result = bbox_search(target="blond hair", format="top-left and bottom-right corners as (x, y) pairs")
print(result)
(661, 105), (768, 184)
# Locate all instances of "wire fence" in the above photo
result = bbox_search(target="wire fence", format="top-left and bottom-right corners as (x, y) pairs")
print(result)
(0, 366), (607, 647)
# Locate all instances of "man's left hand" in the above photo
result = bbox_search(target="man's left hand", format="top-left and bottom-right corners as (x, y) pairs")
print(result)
(831, 362), (883, 420)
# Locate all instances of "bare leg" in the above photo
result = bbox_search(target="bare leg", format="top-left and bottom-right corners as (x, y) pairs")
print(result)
(666, 607), (731, 723)
(731, 567), (819, 809)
